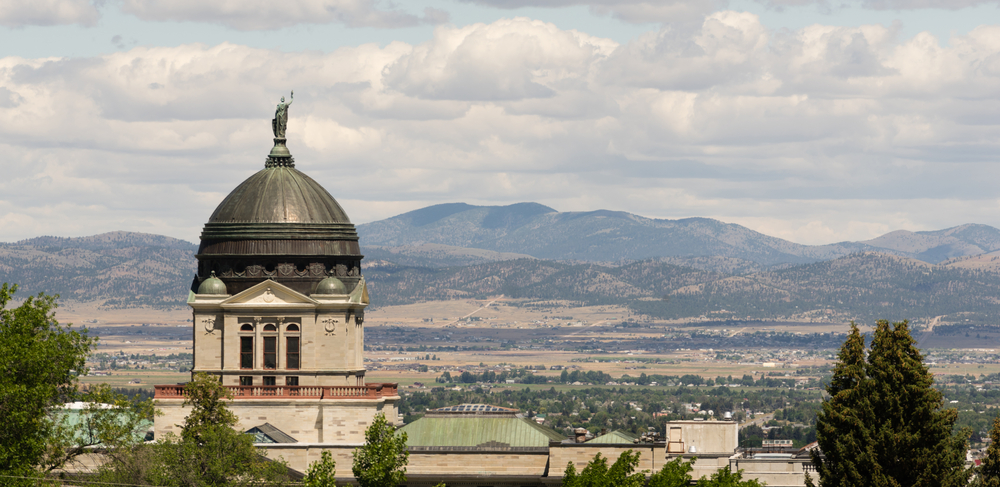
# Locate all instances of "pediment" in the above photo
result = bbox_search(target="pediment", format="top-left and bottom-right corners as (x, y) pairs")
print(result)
(221, 280), (317, 308)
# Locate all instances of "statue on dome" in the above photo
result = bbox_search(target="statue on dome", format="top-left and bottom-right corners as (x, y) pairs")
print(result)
(272, 90), (293, 138)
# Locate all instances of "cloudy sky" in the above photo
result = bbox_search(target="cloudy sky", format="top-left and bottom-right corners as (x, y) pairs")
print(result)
(3, 0), (1000, 245)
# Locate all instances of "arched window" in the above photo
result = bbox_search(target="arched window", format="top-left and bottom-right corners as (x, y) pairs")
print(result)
(286, 323), (299, 332)
(262, 324), (277, 369)
(240, 324), (253, 332)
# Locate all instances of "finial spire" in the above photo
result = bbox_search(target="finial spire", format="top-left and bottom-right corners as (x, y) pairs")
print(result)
(267, 90), (295, 167)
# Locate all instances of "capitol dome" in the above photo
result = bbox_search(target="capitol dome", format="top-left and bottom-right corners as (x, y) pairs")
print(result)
(191, 125), (363, 296)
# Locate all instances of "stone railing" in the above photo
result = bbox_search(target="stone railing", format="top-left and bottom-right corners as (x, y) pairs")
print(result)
(154, 383), (398, 399)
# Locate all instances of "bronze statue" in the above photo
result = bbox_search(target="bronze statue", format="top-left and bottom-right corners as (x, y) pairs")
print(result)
(272, 91), (293, 138)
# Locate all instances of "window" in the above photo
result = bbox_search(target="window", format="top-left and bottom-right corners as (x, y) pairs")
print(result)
(263, 336), (276, 369)
(286, 336), (300, 370)
(263, 376), (276, 386)
(286, 323), (299, 332)
(240, 376), (253, 386)
(240, 337), (254, 369)
(240, 324), (253, 332)
(263, 324), (277, 332)
(286, 376), (299, 386)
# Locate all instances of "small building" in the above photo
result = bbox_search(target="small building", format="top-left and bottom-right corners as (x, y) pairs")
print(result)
(400, 404), (564, 485)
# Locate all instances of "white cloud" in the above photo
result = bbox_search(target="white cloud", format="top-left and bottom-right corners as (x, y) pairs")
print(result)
(760, 0), (1000, 10)
(0, 0), (99, 27)
(4, 15), (1000, 244)
(383, 18), (617, 101)
(458, 0), (724, 24)
(118, 0), (446, 30)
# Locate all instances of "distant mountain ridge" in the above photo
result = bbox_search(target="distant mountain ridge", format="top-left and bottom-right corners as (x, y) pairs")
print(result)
(0, 231), (197, 307)
(859, 224), (1000, 262)
(363, 252), (1000, 324)
(358, 203), (1000, 267)
(3, 207), (1000, 316)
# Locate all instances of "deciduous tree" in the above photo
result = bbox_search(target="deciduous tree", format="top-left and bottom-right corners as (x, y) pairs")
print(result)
(648, 456), (695, 487)
(695, 466), (763, 487)
(148, 372), (289, 487)
(353, 412), (408, 487)
(0, 284), (94, 485)
(305, 450), (337, 487)
(562, 450), (645, 487)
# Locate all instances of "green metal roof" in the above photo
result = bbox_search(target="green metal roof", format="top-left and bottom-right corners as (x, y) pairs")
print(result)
(53, 405), (153, 446)
(589, 430), (638, 444)
(400, 415), (565, 448)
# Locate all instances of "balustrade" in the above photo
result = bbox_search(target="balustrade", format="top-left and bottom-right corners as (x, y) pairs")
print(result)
(154, 383), (398, 399)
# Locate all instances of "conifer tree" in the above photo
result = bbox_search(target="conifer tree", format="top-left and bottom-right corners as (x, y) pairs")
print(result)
(813, 320), (970, 487)
(974, 416), (1000, 487)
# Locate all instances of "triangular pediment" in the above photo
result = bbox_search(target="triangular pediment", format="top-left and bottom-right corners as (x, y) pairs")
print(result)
(221, 280), (317, 308)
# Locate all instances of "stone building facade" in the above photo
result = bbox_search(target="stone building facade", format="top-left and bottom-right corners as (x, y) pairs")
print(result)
(153, 122), (398, 444)
(149, 111), (806, 486)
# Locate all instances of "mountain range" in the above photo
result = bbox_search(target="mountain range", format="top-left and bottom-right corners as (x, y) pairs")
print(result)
(0, 231), (196, 307)
(4, 203), (1000, 324)
(358, 203), (1000, 268)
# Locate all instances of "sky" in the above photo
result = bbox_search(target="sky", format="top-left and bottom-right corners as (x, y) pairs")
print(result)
(3, 1), (1000, 246)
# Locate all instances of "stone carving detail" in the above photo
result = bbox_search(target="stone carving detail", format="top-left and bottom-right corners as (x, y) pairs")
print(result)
(262, 288), (275, 303)
(202, 316), (217, 333)
(355, 312), (364, 326)
(200, 259), (358, 281)
(323, 317), (339, 335)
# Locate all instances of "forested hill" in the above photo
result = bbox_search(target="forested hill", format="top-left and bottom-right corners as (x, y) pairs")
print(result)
(365, 252), (1000, 324)
(4, 229), (1000, 323)
(0, 231), (197, 308)
(358, 203), (1000, 266)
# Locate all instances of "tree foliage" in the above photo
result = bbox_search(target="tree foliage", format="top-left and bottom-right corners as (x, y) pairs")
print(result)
(562, 450), (645, 487)
(0, 283), (94, 484)
(974, 415), (1000, 487)
(648, 457), (695, 487)
(151, 372), (288, 487)
(813, 320), (970, 487)
(353, 412), (408, 487)
(59, 384), (157, 483)
(97, 372), (287, 486)
(695, 466), (763, 487)
(305, 450), (337, 487)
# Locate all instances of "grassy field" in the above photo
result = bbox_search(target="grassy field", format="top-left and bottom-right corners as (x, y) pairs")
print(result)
(80, 371), (189, 389)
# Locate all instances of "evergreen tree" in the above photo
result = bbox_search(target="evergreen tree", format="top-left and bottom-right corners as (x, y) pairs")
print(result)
(813, 320), (970, 487)
(973, 416), (1000, 487)
(812, 323), (877, 486)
